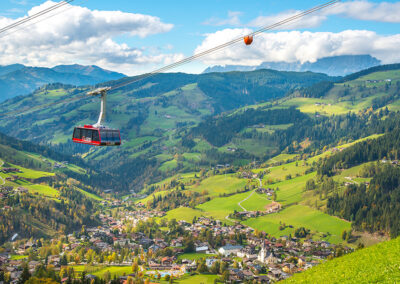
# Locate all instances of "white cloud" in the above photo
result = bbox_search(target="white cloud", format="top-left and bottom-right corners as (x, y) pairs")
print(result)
(249, 10), (327, 30)
(195, 29), (400, 66)
(249, 1), (400, 29)
(330, 1), (400, 23)
(203, 11), (242, 26)
(0, 1), (183, 75)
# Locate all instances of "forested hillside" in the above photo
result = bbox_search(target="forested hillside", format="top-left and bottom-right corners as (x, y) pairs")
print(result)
(0, 69), (334, 190)
(0, 133), (107, 244)
(0, 65), (399, 193)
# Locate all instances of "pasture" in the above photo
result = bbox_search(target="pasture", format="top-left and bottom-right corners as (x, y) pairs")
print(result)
(244, 204), (351, 244)
(188, 174), (247, 197)
(177, 274), (219, 284)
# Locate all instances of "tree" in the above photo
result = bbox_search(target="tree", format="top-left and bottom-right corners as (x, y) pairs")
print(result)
(210, 260), (220, 274)
(221, 270), (229, 282)
(132, 262), (139, 273)
(18, 263), (30, 284)
(183, 239), (194, 253)
(197, 261), (208, 273)
(341, 230), (347, 241)
(103, 270), (111, 282)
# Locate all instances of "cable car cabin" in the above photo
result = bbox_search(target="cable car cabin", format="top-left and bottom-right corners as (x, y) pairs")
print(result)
(72, 125), (121, 146)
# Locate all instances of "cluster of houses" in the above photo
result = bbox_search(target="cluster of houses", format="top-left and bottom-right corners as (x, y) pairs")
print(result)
(0, 168), (21, 173)
(366, 79), (392, 83)
(256, 187), (274, 197)
(0, 205), (353, 283)
(0, 185), (28, 202)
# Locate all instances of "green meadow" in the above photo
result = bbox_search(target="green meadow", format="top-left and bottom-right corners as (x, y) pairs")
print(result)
(163, 207), (204, 222)
(244, 204), (351, 244)
(72, 265), (133, 278)
(177, 274), (219, 284)
(188, 174), (247, 197)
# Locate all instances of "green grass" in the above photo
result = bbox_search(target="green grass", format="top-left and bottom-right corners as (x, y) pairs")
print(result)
(177, 253), (216, 261)
(162, 189), (270, 224)
(269, 172), (316, 206)
(10, 255), (28, 260)
(8, 163), (54, 179)
(229, 138), (275, 156)
(284, 236), (400, 284)
(281, 97), (349, 115)
(177, 274), (219, 284)
(182, 152), (201, 162)
(240, 192), (272, 211)
(196, 192), (246, 221)
(193, 139), (213, 152)
(243, 204), (351, 244)
(155, 153), (174, 162)
(123, 136), (158, 148)
(188, 174), (247, 197)
(263, 161), (311, 184)
(163, 207), (204, 222)
(267, 153), (298, 164)
(159, 159), (178, 172)
(72, 265), (133, 278)
(25, 184), (59, 198)
(195, 189), (270, 222)
(74, 187), (103, 201)
(136, 190), (170, 205)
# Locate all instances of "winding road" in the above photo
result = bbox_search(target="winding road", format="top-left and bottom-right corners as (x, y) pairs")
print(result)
(226, 178), (263, 222)
(237, 178), (263, 211)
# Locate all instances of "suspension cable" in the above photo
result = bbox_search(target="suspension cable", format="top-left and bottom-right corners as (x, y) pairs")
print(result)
(0, 1), (74, 36)
(0, 0), (340, 119)
(110, 0), (340, 90)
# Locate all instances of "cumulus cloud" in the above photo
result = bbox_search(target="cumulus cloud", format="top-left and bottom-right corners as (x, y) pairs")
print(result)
(0, 1), (183, 75)
(203, 11), (242, 26)
(249, 1), (400, 29)
(195, 29), (400, 66)
(249, 10), (327, 30)
(330, 1), (400, 23)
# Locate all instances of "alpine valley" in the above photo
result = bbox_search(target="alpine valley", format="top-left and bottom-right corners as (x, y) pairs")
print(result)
(1, 62), (400, 283)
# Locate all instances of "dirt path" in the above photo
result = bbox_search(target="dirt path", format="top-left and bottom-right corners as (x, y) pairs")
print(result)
(237, 178), (262, 211)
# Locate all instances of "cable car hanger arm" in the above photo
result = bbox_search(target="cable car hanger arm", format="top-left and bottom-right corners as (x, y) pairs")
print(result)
(87, 87), (111, 128)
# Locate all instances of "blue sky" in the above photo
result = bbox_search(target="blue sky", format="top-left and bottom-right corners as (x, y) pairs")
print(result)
(1, 0), (400, 75)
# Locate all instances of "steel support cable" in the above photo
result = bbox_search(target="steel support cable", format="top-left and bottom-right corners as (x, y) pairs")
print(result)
(0, 1), (74, 35)
(110, 0), (340, 90)
(0, 2), (78, 39)
(0, 0), (340, 118)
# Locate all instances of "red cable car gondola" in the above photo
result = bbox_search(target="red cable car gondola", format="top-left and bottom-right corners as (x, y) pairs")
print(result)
(72, 87), (121, 146)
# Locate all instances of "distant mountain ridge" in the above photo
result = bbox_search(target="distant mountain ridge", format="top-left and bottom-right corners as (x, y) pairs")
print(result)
(0, 64), (126, 102)
(203, 55), (381, 76)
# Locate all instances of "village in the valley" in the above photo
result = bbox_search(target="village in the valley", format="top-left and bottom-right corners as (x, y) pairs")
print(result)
(0, 196), (352, 283)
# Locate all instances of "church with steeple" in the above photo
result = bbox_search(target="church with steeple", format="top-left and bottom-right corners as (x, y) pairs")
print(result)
(258, 239), (278, 264)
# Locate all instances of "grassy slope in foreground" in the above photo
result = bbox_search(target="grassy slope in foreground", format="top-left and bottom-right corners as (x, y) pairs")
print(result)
(283, 236), (400, 284)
